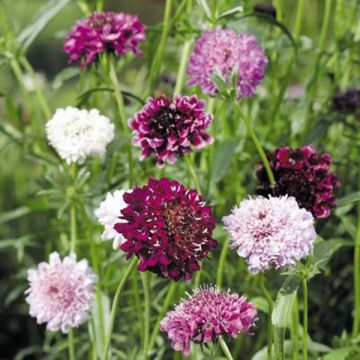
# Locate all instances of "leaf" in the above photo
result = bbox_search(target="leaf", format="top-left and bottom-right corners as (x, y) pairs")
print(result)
(0, 206), (30, 225)
(211, 69), (228, 94)
(52, 67), (80, 90)
(17, 0), (71, 52)
(196, 0), (211, 18)
(249, 296), (269, 314)
(272, 276), (299, 359)
(337, 191), (360, 208)
(323, 347), (358, 360)
(211, 139), (237, 183)
(218, 6), (244, 20)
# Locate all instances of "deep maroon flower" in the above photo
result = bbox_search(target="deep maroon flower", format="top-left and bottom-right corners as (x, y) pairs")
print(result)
(115, 178), (217, 280)
(332, 88), (360, 118)
(128, 95), (213, 167)
(187, 29), (268, 99)
(160, 286), (258, 356)
(256, 145), (340, 219)
(64, 12), (145, 66)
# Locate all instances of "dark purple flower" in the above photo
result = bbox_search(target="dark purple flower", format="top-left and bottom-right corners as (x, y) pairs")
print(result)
(187, 29), (268, 99)
(332, 88), (360, 118)
(128, 95), (213, 167)
(160, 286), (258, 356)
(64, 12), (145, 66)
(114, 178), (217, 281)
(256, 145), (340, 219)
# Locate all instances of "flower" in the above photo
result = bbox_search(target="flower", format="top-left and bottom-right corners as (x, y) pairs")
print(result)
(25, 252), (97, 333)
(223, 196), (316, 273)
(114, 178), (217, 280)
(64, 12), (145, 66)
(95, 190), (128, 249)
(128, 95), (213, 167)
(187, 29), (268, 99)
(46, 107), (115, 164)
(332, 88), (360, 118)
(160, 286), (257, 356)
(256, 145), (340, 219)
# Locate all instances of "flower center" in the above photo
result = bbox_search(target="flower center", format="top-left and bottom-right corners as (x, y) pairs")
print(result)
(150, 107), (180, 136)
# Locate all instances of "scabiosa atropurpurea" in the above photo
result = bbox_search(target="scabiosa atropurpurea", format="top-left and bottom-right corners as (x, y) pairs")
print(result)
(160, 286), (257, 356)
(256, 145), (340, 219)
(25, 252), (97, 333)
(187, 29), (268, 99)
(332, 88), (360, 119)
(128, 94), (214, 167)
(223, 196), (316, 273)
(114, 178), (217, 281)
(64, 12), (145, 66)
(95, 190), (128, 249)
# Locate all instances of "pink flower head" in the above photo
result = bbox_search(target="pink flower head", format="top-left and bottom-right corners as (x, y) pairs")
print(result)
(64, 12), (145, 66)
(128, 94), (214, 167)
(256, 145), (340, 219)
(223, 196), (316, 273)
(187, 29), (268, 99)
(25, 252), (97, 333)
(160, 286), (257, 356)
(114, 178), (217, 281)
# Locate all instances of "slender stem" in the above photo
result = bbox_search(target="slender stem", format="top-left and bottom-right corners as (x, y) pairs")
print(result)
(302, 277), (308, 360)
(102, 257), (139, 360)
(148, 282), (177, 353)
(216, 239), (229, 288)
(68, 329), (75, 360)
(293, 0), (305, 40)
(174, 39), (193, 94)
(141, 272), (150, 360)
(235, 103), (275, 187)
(184, 154), (201, 193)
(353, 189), (360, 337)
(291, 297), (299, 360)
(219, 336), (234, 360)
(70, 205), (77, 253)
(274, 0), (282, 22)
(260, 274), (273, 360)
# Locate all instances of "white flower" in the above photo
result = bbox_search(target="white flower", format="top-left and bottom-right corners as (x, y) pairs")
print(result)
(95, 190), (128, 249)
(46, 106), (115, 164)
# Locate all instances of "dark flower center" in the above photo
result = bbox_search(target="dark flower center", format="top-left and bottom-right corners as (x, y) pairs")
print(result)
(150, 107), (181, 136)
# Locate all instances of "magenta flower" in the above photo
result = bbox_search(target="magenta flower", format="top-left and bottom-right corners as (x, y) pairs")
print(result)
(187, 29), (268, 99)
(25, 252), (97, 333)
(64, 12), (145, 66)
(256, 145), (340, 219)
(128, 94), (213, 167)
(223, 196), (316, 273)
(114, 178), (217, 281)
(160, 286), (257, 356)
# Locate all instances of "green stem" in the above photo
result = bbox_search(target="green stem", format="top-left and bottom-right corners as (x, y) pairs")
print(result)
(273, 0), (282, 22)
(302, 277), (308, 360)
(70, 205), (77, 253)
(148, 283), (177, 353)
(216, 239), (229, 288)
(291, 297), (299, 360)
(352, 193), (360, 337)
(293, 0), (305, 40)
(102, 257), (139, 360)
(174, 39), (193, 94)
(219, 336), (234, 360)
(184, 154), (201, 193)
(235, 103), (275, 187)
(141, 273), (150, 360)
(68, 329), (75, 360)
(260, 274), (273, 360)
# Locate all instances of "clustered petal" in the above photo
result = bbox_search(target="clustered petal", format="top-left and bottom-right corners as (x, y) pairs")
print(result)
(95, 190), (128, 249)
(160, 286), (257, 356)
(223, 196), (316, 273)
(25, 252), (96, 333)
(128, 94), (214, 167)
(256, 145), (340, 219)
(64, 12), (145, 66)
(187, 29), (268, 99)
(46, 106), (115, 164)
(115, 178), (218, 280)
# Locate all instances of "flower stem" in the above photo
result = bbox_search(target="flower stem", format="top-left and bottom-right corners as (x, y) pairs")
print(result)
(216, 239), (229, 288)
(184, 154), (201, 193)
(102, 257), (139, 360)
(68, 329), (75, 360)
(174, 39), (193, 94)
(302, 277), (308, 360)
(260, 273), (273, 360)
(353, 191), (360, 338)
(70, 205), (77, 253)
(235, 103), (275, 187)
(219, 336), (234, 360)
(291, 297), (299, 360)
(141, 272), (150, 360)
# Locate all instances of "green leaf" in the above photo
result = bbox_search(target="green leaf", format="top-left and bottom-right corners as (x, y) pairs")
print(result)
(211, 69), (228, 94)
(218, 6), (244, 20)
(52, 67), (80, 90)
(272, 276), (299, 359)
(337, 192), (360, 208)
(17, 0), (71, 52)
(323, 347), (358, 360)
(196, 0), (211, 18)
(0, 206), (31, 225)
(211, 139), (237, 183)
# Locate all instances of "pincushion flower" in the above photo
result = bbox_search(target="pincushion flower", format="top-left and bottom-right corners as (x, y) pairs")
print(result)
(25, 252), (96, 333)
(223, 196), (316, 273)
(187, 29), (268, 99)
(64, 12), (145, 66)
(115, 178), (217, 280)
(332, 88), (360, 119)
(160, 286), (257, 356)
(256, 145), (340, 219)
(128, 95), (213, 167)
(95, 190), (128, 249)
(46, 107), (115, 164)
